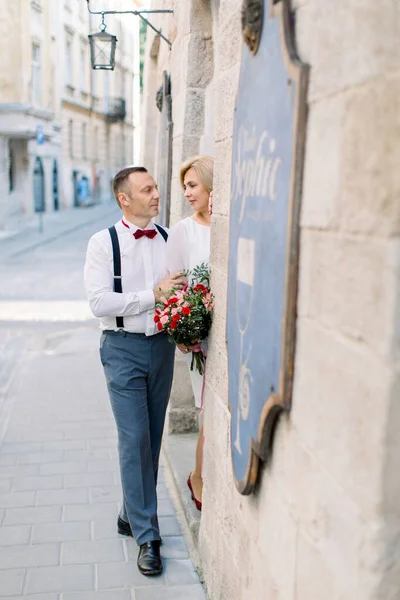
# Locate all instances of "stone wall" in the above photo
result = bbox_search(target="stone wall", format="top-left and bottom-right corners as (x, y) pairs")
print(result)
(142, 0), (400, 598)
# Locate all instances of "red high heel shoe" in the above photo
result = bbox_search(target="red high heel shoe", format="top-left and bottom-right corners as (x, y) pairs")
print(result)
(187, 474), (202, 512)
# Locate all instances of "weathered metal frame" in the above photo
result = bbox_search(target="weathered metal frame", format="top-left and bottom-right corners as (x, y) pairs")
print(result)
(228, 0), (309, 495)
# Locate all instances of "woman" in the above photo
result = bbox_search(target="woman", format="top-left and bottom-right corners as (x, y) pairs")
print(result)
(167, 155), (213, 511)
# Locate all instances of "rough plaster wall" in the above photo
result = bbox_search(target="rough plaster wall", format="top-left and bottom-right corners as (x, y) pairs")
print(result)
(200, 1), (400, 599)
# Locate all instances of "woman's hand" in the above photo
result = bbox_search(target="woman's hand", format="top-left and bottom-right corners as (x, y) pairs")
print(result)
(208, 190), (213, 216)
(177, 342), (202, 355)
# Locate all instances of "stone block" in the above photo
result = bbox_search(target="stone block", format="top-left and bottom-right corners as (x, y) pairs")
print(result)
(0, 569), (25, 596)
(87, 459), (119, 473)
(168, 406), (198, 434)
(64, 449), (110, 461)
(294, 531), (336, 600)
(0, 479), (11, 493)
(217, 10), (242, 73)
(62, 539), (124, 565)
(63, 502), (118, 523)
(1, 442), (42, 454)
(301, 1), (400, 103)
(209, 214), (229, 273)
(89, 486), (120, 504)
(0, 465), (40, 479)
(183, 89), (205, 138)
(297, 230), (394, 361)
(0, 543), (59, 569)
(97, 560), (166, 589)
(88, 438), (118, 450)
(4, 506), (62, 525)
(203, 340), (229, 405)
(163, 558), (199, 586)
(339, 74), (400, 237)
(35, 488), (89, 506)
(63, 592), (131, 600)
(0, 525), (31, 546)
(135, 585), (206, 600)
(213, 138), (234, 217)
(17, 451), (63, 465)
(31, 521), (91, 544)
(64, 472), (115, 489)
(291, 318), (389, 517)
(0, 490), (35, 508)
(12, 475), (63, 492)
(300, 94), (343, 230)
(25, 565), (94, 594)
(214, 64), (240, 143)
(39, 462), (87, 476)
(169, 356), (195, 410)
(186, 35), (214, 89)
(158, 515), (182, 537)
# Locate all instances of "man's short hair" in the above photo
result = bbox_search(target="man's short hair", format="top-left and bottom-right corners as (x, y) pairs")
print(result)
(112, 166), (148, 208)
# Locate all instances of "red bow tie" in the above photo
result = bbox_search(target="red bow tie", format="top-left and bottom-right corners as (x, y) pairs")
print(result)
(121, 220), (158, 239)
(133, 229), (158, 240)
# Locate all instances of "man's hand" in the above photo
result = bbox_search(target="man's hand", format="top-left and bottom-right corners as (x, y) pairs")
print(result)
(154, 271), (187, 303)
(177, 342), (202, 355)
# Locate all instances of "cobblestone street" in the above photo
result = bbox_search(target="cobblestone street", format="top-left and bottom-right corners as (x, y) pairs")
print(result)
(0, 206), (206, 599)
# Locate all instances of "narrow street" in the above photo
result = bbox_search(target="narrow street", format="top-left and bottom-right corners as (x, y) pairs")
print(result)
(0, 208), (205, 599)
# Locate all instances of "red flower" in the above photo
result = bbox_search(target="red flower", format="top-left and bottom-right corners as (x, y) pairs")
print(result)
(172, 313), (181, 321)
(170, 320), (178, 330)
(168, 297), (178, 305)
(157, 322), (163, 331)
(182, 307), (191, 315)
(194, 284), (206, 292)
(154, 315), (160, 323)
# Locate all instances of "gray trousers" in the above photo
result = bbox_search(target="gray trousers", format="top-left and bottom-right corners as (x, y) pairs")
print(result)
(100, 330), (175, 545)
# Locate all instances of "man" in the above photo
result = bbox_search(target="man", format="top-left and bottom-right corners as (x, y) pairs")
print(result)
(84, 166), (185, 576)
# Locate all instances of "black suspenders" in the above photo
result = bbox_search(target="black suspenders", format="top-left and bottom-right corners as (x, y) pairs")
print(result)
(108, 224), (168, 329)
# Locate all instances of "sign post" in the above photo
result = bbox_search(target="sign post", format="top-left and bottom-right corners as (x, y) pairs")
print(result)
(227, 0), (309, 495)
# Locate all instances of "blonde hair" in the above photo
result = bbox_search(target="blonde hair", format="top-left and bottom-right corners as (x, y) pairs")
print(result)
(179, 155), (214, 194)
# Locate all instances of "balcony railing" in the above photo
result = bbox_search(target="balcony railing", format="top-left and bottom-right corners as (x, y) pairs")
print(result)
(106, 98), (126, 123)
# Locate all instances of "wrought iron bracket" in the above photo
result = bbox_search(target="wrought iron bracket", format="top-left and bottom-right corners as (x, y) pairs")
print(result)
(86, 1), (174, 48)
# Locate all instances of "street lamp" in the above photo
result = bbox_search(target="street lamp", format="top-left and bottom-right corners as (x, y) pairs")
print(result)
(86, 1), (174, 71)
(88, 17), (117, 71)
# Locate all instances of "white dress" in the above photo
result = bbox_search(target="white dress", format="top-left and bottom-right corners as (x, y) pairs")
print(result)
(167, 217), (211, 408)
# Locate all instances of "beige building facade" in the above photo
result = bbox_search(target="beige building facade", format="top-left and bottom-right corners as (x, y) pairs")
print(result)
(0, 0), (62, 225)
(141, 1), (400, 599)
(0, 0), (138, 228)
(61, 0), (137, 208)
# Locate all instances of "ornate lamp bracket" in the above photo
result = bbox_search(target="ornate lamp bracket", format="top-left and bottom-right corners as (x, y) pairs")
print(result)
(86, 1), (174, 48)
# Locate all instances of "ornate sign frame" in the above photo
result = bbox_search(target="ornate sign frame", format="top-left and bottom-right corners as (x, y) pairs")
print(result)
(226, 0), (309, 495)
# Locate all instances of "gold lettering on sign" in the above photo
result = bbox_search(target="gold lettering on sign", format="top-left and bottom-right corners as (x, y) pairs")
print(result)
(232, 126), (282, 224)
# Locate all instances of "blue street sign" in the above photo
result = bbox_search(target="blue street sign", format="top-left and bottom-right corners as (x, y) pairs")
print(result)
(226, 0), (309, 495)
(36, 125), (45, 145)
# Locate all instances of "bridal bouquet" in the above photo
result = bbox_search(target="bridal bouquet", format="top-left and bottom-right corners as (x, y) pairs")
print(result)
(154, 263), (214, 375)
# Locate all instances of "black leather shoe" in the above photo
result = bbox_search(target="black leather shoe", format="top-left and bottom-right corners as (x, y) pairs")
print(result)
(137, 540), (162, 576)
(117, 518), (162, 544)
(117, 517), (133, 537)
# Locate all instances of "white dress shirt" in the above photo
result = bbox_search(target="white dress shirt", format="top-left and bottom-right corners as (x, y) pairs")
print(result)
(84, 219), (169, 336)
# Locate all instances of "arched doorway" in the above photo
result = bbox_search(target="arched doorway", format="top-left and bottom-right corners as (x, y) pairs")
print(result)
(33, 157), (45, 213)
(53, 160), (59, 211)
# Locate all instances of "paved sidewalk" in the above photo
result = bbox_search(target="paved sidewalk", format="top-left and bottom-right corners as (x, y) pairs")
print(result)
(0, 203), (119, 261)
(0, 324), (206, 600)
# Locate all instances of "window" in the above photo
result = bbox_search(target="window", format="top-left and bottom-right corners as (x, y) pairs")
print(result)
(66, 39), (72, 86)
(68, 120), (73, 157)
(31, 43), (41, 105)
(80, 47), (86, 91)
(8, 145), (14, 193)
(94, 126), (99, 161)
(82, 123), (87, 159)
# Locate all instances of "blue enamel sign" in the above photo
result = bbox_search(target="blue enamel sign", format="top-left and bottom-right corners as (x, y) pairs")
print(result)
(227, 0), (308, 494)
(36, 125), (45, 146)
